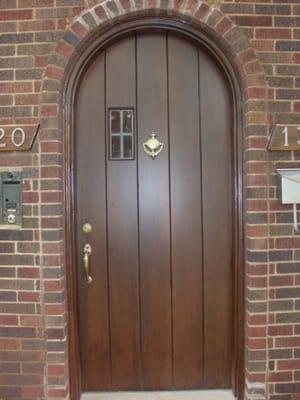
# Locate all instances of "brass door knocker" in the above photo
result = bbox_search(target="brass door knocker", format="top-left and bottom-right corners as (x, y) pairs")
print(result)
(143, 133), (164, 159)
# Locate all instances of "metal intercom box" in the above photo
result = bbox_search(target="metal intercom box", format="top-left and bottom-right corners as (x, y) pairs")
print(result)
(0, 171), (22, 226)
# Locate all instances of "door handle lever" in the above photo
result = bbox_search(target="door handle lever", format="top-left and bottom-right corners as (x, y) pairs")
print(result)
(83, 243), (92, 284)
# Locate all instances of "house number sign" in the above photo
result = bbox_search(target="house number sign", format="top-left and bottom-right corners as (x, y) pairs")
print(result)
(0, 125), (39, 152)
(268, 125), (300, 151)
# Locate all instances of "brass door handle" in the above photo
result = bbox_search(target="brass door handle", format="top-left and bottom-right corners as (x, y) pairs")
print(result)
(83, 243), (92, 284)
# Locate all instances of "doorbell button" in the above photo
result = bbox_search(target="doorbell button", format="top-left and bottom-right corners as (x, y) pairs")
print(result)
(7, 214), (16, 224)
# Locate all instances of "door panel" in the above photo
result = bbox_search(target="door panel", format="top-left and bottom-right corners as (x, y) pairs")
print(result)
(168, 35), (203, 388)
(105, 36), (142, 390)
(137, 34), (173, 389)
(199, 51), (233, 388)
(75, 54), (111, 390)
(75, 32), (234, 392)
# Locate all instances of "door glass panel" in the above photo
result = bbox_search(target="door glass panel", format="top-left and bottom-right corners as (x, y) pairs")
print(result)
(124, 135), (133, 158)
(111, 135), (121, 159)
(109, 109), (134, 160)
(110, 110), (121, 133)
(123, 110), (132, 133)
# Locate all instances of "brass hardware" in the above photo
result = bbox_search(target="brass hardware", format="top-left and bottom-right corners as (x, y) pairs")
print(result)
(83, 243), (92, 284)
(82, 223), (92, 233)
(143, 133), (164, 159)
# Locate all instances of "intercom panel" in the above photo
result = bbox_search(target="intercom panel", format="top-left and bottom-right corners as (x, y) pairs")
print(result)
(0, 171), (22, 226)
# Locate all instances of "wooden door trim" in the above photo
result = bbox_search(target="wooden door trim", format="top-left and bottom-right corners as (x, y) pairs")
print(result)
(63, 17), (245, 400)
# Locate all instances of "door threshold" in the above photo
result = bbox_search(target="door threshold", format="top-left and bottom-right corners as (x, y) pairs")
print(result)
(81, 390), (235, 400)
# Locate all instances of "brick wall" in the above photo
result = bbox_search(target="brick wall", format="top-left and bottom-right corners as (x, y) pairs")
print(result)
(0, 0), (300, 399)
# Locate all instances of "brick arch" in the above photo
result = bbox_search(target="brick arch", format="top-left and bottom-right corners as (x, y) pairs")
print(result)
(39, 2), (270, 400)
(41, 0), (267, 101)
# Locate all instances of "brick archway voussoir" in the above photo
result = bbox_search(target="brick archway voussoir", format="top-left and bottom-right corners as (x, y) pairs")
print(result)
(41, 0), (267, 110)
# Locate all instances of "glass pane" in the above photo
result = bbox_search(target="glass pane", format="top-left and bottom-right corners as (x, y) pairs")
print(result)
(108, 108), (134, 160)
(123, 135), (133, 159)
(111, 135), (121, 159)
(123, 110), (132, 133)
(110, 110), (121, 133)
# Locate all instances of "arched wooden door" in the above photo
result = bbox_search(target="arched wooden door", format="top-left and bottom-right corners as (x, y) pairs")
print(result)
(75, 31), (234, 392)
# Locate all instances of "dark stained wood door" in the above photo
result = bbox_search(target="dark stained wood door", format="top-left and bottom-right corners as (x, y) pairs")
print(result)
(75, 32), (234, 392)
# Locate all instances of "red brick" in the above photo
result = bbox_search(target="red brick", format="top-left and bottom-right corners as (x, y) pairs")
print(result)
(246, 199), (268, 212)
(18, 291), (40, 302)
(44, 304), (65, 315)
(245, 87), (267, 99)
(269, 371), (293, 382)
(20, 316), (43, 327)
(45, 65), (64, 81)
(56, 41), (75, 58)
(0, 315), (18, 326)
(247, 326), (267, 337)
(247, 276), (267, 288)
(44, 279), (63, 291)
(47, 387), (68, 397)
(233, 15), (272, 26)
(0, 10), (33, 20)
(42, 242), (62, 254)
(17, 267), (40, 279)
(72, 21), (89, 38)
(19, 19), (55, 31)
(15, 94), (39, 105)
(23, 192), (39, 203)
(256, 28), (292, 39)
(40, 141), (62, 153)
(0, 338), (20, 350)
(41, 192), (62, 202)
(270, 275), (294, 287)
(246, 175), (267, 186)
(193, 2), (210, 21)
(247, 313), (267, 325)
(21, 386), (44, 397)
(215, 17), (233, 35)
(268, 325), (293, 336)
(277, 360), (300, 370)
(48, 363), (66, 375)
(246, 162), (267, 174)
(276, 337), (300, 347)
(41, 104), (59, 116)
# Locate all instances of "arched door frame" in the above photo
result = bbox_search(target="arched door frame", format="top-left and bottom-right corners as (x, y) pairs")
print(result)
(62, 16), (245, 400)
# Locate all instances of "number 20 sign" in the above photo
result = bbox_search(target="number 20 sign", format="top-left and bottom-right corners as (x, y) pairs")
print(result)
(0, 125), (39, 152)
(268, 125), (300, 151)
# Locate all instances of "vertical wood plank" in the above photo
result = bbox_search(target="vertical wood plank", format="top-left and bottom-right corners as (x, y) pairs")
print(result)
(105, 35), (142, 389)
(75, 54), (111, 390)
(137, 33), (173, 389)
(168, 34), (203, 389)
(199, 49), (233, 388)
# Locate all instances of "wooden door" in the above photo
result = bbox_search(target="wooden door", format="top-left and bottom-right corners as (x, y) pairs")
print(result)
(75, 32), (234, 392)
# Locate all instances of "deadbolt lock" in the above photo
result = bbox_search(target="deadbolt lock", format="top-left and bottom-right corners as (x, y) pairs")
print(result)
(82, 223), (92, 233)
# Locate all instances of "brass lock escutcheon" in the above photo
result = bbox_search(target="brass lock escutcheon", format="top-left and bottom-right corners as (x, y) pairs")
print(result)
(143, 133), (164, 159)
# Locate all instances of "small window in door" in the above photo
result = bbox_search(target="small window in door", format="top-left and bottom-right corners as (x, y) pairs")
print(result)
(109, 108), (134, 160)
